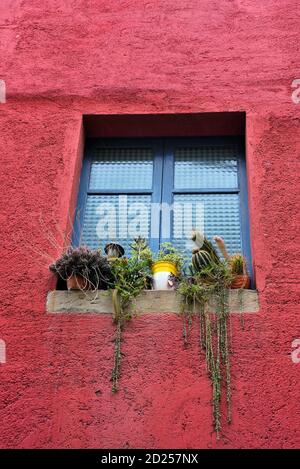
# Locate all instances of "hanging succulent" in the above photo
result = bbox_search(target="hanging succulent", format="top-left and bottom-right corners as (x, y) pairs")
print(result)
(177, 231), (234, 438)
(106, 231), (247, 436)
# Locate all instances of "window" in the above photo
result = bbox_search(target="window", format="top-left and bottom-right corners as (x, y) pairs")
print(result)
(73, 137), (251, 274)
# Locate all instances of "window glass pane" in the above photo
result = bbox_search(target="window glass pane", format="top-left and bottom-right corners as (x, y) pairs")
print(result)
(81, 194), (151, 255)
(172, 193), (241, 259)
(174, 145), (238, 189)
(89, 148), (153, 190)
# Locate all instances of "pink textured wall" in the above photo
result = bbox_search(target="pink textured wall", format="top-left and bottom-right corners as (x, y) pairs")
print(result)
(0, 0), (300, 448)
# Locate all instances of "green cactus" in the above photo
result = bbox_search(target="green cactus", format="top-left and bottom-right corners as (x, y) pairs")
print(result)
(192, 249), (212, 271)
(230, 253), (247, 275)
(191, 230), (220, 272)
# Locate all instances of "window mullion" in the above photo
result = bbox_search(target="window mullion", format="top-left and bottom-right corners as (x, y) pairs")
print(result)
(150, 140), (164, 252)
(160, 139), (174, 246)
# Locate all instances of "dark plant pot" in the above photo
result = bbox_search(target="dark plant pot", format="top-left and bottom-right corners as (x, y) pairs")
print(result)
(67, 274), (89, 291)
(231, 274), (250, 289)
(104, 243), (125, 259)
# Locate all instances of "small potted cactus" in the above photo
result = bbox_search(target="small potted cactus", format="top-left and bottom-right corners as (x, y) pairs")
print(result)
(229, 253), (250, 289)
(213, 236), (250, 289)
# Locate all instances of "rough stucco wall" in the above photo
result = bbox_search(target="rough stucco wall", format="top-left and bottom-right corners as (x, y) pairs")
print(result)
(0, 0), (300, 448)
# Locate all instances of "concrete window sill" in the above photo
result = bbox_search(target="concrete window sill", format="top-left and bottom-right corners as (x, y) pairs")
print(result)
(46, 289), (259, 314)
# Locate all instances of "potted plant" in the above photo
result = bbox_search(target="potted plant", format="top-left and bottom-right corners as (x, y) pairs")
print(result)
(104, 243), (125, 260)
(230, 253), (250, 289)
(50, 246), (112, 291)
(151, 242), (183, 290)
(109, 237), (152, 392)
(176, 231), (234, 436)
(191, 230), (221, 273)
(213, 235), (250, 289)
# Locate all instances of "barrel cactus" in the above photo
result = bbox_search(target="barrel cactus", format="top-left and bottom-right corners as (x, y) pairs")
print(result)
(191, 230), (220, 272)
(192, 249), (213, 271)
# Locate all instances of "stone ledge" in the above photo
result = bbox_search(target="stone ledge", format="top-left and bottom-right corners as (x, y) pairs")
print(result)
(46, 289), (259, 314)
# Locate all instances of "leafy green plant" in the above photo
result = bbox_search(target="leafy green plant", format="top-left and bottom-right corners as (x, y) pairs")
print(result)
(49, 246), (112, 290)
(131, 236), (153, 267)
(154, 242), (184, 272)
(110, 237), (152, 393)
(196, 261), (233, 286)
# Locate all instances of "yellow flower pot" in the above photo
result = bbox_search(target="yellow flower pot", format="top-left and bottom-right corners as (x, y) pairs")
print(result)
(151, 261), (178, 290)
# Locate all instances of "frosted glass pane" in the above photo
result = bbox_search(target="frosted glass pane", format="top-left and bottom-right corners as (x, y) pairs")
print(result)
(89, 148), (153, 190)
(172, 194), (241, 259)
(174, 146), (238, 189)
(81, 194), (151, 255)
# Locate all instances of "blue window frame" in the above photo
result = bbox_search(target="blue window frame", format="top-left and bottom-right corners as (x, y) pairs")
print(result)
(73, 137), (252, 278)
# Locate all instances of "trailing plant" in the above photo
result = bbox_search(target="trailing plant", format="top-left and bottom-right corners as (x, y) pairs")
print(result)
(49, 246), (112, 290)
(177, 231), (235, 438)
(110, 237), (152, 393)
(177, 277), (213, 347)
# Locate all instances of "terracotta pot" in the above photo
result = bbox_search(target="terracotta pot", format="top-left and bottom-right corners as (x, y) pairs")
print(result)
(231, 274), (250, 289)
(67, 274), (89, 291)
